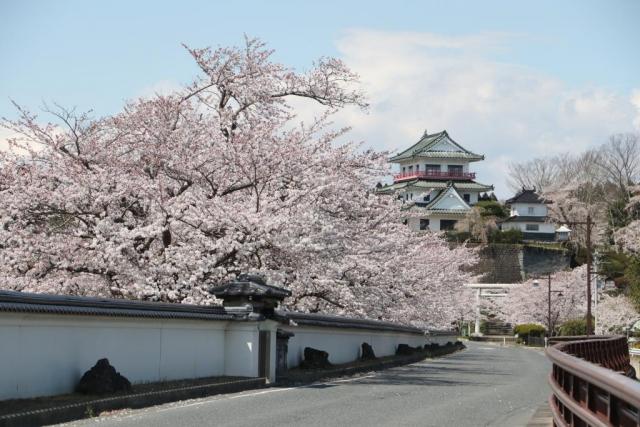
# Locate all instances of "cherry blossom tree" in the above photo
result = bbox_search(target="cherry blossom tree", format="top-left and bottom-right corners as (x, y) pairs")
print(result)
(596, 293), (639, 335)
(499, 266), (588, 333)
(614, 185), (640, 254)
(0, 37), (476, 328)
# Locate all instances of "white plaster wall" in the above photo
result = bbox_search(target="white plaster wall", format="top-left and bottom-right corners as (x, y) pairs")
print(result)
(408, 216), (465, 232)
(511, 203), (548, 217)
(0, 311), (458, 399)
(502, 222), (556, 233)
(223, 322), (259, 379)
(427, 334), (458, 346)
(398, 159), (471, 173)
(0, 313), (235, 400)
(281, 326), (429, 368)
(223, 320), (278, 383)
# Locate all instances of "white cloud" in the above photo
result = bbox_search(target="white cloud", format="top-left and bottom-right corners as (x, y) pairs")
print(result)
(317, 29), (639, 197)
(0, 127), (23, 153)
(137, 80), (183, 99)
(631, 89), (640, 130)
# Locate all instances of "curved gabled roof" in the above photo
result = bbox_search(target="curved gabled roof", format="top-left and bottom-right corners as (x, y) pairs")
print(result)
(376, 179), (493, 194)
(389, 130), (484, 162)
(506, 188), (550, 204)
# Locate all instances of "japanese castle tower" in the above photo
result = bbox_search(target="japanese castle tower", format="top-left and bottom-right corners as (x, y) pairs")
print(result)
(377, 130), (493, 232)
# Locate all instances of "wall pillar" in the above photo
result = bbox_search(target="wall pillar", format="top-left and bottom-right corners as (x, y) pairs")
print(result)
(473, 288), (482, 336)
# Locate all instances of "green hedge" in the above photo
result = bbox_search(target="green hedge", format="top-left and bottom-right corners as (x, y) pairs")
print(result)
(476, 201), (509, 219)
(514, 323), (546, 344)
(558, 318), (587, 336)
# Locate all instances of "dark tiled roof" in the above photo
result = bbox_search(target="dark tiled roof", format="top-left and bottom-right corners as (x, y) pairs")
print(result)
(522, 232), (556, 242)
(501, 215), (547, 223)
(0, 290), (235, 321)
(274, 310), (425, 335)
(375, 179), (493, 195)
(506, 189), (549, 204)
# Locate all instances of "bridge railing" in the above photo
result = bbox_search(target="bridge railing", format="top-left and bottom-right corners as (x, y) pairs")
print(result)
(546, 335), (640, 427)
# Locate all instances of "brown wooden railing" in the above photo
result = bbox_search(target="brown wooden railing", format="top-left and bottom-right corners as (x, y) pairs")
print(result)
(546, 335), (640, 427)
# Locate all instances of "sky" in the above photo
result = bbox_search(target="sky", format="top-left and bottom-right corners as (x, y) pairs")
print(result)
(1, 0), (639, 197)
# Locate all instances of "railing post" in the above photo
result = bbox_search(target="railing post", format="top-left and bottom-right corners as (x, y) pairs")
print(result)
(546, 336), (640, 427)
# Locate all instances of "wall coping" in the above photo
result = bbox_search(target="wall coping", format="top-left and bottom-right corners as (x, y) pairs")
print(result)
(0, 291), (454, 337)
(0, 290), (238, 322)
(273, 310), (426, 335)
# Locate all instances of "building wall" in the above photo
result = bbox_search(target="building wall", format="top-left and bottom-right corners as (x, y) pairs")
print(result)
(0, 309), (456, 401)
(0, 313), (237, 400)
(398, 159), (471, 173)
(501, 222), (556, 234)
(400, 188), (480, 205)
(280, 326), (455, 368)
(510, 202), (548, 217)
(408, 215), (467, 232)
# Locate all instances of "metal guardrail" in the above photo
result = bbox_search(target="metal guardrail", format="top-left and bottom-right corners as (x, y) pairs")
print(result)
(546, 335), (640, 426)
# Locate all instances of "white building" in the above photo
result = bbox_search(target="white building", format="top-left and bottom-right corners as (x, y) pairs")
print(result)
(500, 188), (557, 241)
(377, 130), (493, 231)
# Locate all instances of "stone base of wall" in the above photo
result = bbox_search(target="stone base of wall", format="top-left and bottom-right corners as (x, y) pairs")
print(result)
(0, 377), (266, 427)
(278, 342), (465, 385)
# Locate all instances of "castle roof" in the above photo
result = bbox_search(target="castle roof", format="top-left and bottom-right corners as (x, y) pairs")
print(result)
(389, 130), (484, 162)
(505, 188), (550, 204)
(376, 179), (493, 195)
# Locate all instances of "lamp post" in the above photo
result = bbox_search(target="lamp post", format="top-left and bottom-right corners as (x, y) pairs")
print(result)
(533, 273), (563, 336)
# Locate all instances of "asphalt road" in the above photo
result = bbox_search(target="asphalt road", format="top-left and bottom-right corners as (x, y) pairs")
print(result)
(63, 342), (551, 427)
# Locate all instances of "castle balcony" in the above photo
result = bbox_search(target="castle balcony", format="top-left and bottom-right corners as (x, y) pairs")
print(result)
(393, 170), (476, 182)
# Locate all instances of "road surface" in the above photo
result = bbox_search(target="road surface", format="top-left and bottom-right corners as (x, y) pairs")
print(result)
(63, 342), (550, 427)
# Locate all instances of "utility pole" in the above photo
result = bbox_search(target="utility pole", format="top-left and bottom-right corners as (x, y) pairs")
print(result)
(586, 214), (593, 336)
(567, 213), (594, 336)
(547, 273), (551, 336)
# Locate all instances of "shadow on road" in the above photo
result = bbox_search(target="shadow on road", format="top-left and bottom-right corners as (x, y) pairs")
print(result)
(321, 347), (524, 388)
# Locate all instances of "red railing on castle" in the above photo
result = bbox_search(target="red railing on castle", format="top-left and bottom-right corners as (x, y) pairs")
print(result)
(392, 170), (476, 182)
(546, 335), (640, 427)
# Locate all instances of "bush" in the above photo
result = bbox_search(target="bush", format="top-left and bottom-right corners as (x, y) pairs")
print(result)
(514, 323), (546, 344)
(558, 318), (587, 336)
(489, 229), (523, 244)
(476, 201), (508, 219)
(445, 230), (473, 243)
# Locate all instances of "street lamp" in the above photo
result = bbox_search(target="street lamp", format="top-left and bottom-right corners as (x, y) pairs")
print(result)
(532, 274), (563, 336)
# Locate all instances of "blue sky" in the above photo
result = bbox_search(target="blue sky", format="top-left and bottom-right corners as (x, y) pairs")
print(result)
(1, 0), (639, 196)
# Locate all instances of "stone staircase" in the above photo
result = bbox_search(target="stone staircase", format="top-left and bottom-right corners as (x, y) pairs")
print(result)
(484, 319), (513, 336)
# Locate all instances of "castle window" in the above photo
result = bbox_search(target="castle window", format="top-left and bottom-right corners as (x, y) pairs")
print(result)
(526, 224), (539, 231)
(448, 165), (463, 175)
(419, 219), (430, 230)
(440, 220), (457, 231)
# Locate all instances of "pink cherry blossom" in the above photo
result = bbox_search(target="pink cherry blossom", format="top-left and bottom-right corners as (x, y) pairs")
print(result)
(0, 38), (476, 328)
